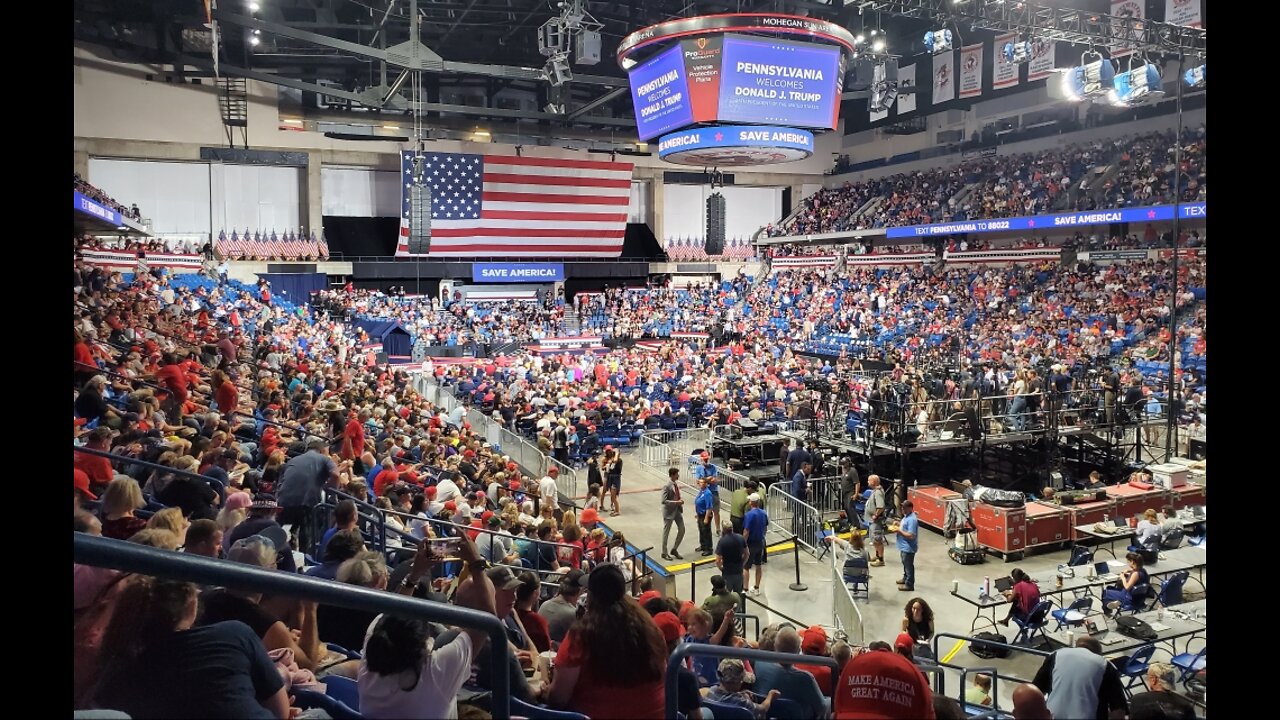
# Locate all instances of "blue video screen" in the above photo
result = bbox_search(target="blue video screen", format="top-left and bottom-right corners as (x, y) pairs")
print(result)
(715, 34), (842, 129)
(628, 45), (695, 141)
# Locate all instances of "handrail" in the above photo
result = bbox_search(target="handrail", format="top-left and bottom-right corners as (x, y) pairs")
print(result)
(666, 643), (840, 718)
(73, 444), (227, 490)
(378, 504), (582, 553)
(73, 533), (511, 719)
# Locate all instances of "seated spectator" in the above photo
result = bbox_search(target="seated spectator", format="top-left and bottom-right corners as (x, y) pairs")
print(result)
(224, 495), (298, 573)
(305, 529), (366, 580)
(539, 563), (666, 718)
(93, 576), (290, 718)
(1129, 662), (1196, 720)
(76, 427), (117, 491)
(147, 507), (191, 546)
(318, 499), (359, 559)
(183, 518), (223, 558)
(539, 568), (585, 645)
(198, 536), (323, 671)
(357, 536), (497, 719)
(705, 658), (780, 719)
(966, 673), (993, 707)
(99, 476), (148, 541)
(1135, 508), (1162, 553)
(754, 626), (830, 719)
(796, 625), (835, 695)
(515, 570), (552, 653)
(318, 551), (390, 652)
(832, 646), (933, 720)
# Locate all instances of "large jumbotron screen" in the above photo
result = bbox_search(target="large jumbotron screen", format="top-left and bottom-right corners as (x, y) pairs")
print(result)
(628, 33), (843, 141)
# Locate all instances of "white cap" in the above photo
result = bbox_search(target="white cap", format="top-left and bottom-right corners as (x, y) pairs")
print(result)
(748, 493), (761, 503)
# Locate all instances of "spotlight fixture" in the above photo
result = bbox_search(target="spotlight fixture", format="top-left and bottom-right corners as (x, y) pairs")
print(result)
(869, 62), (899, 112)
(1051, 51), (1116, 102)
(1110, 59), (1164, 107)
(873, 38), (886, 53)
(248, 1), (260, 11)
(924, 29), (953, 55)
(1184, 64), (1206, 88)
(1002, 40), (1034, 64)
(249, 35), (260, 47)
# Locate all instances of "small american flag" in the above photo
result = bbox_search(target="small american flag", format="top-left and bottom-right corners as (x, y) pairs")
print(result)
(397, 151), (633, 258)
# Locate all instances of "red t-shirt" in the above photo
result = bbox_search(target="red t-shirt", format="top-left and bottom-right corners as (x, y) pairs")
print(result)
(555, 629), (664, 720)
(796, 662), (835, 696)
(1011, 579), (1041, 617)
(155, 364), (188, 402)
(215, 381), (238, 415)
(517, 609), (552, 653)
(373, 469), (400, 498)
(75, 450), (114, 488)
(342, 419), (365, 460)
(74, 342), (96, 374)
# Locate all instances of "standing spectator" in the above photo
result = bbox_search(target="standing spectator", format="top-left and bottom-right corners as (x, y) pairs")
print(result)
(1032, 636), (1128, 720)
(661, 467), (687, 561)
(864, 475), (888, 567)
(742, 493), (768, 596)
(729, 479), (754, 534)
(277, 436), (339, 553)
(695, 478), (716, 556)
(895, 500), (919, 591)
(715, 520), (749, 600)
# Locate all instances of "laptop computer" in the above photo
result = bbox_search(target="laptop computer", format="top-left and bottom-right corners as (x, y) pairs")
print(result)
(1094, 561), (1119, 582)
(994, 576), (1014, 593)
(1191, 506), (1205, 518)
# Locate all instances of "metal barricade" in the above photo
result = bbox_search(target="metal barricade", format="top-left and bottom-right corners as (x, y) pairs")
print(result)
(765, 483), (823, 554)
(829, 538), (865, 645)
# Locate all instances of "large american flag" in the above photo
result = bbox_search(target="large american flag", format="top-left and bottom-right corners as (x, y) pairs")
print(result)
(396, 151), (633, 258)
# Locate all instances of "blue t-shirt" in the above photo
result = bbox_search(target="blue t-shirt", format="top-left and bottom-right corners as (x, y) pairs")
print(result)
(897, 512), (920, 553)
(695, 487), (715, 517)
(683, 634), (719, 687)
(694, 463), (718, 480)
(743, 507), (768, 544)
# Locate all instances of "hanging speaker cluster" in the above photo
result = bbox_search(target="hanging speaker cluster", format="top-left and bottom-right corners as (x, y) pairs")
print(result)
(704, 192), (726, 255)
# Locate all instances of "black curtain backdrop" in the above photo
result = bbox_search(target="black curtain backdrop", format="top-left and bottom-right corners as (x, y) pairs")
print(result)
(324, 216), (400, 257)
(621, 223), (664, 260)
(257, 272), (328, 306)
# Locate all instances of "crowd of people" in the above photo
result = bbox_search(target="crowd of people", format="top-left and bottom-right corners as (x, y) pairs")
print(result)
(765, 127), (1207, 239)
(76, 172), (139, 219)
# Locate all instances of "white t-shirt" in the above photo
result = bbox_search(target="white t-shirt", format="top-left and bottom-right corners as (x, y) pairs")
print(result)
(539, 476), (558, 503)
(435, 478), (461, 503)
(358, 618), (472, 720)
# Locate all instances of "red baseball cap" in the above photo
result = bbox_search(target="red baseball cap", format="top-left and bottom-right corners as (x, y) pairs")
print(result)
(802, 625), (828, 655)
(481, 510), (494, 522)
(424, 486), (438, 498)
(443, 501), (457, 512)
(834, 650), (934, 719)
(548, 467), (559, 475)
(74, 468), (97, 501)
(651, 611), (685, 644)
(579, 507), (600, 525)
(894, 633), (915, 653)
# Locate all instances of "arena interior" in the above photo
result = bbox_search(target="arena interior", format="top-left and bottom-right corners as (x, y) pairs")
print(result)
(73, 1), (1208, 718)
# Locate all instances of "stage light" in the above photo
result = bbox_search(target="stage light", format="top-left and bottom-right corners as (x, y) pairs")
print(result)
(1002, 40), (1034, 64)
(249, 35), (260, 46)
(856, 34), (866, 44)
(248, 1), (260, 12)
(873, 38), (886, 52)
(1110, 61), (1164, 107)
(924, 29), (953, 55)
(1184, 64), (1206, 88)
(1052, 52), (1115, 102)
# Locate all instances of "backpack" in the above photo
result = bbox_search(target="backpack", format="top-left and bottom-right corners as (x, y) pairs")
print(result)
(969, 631), (1011, 659)
(1115, 615), (1158, 641)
